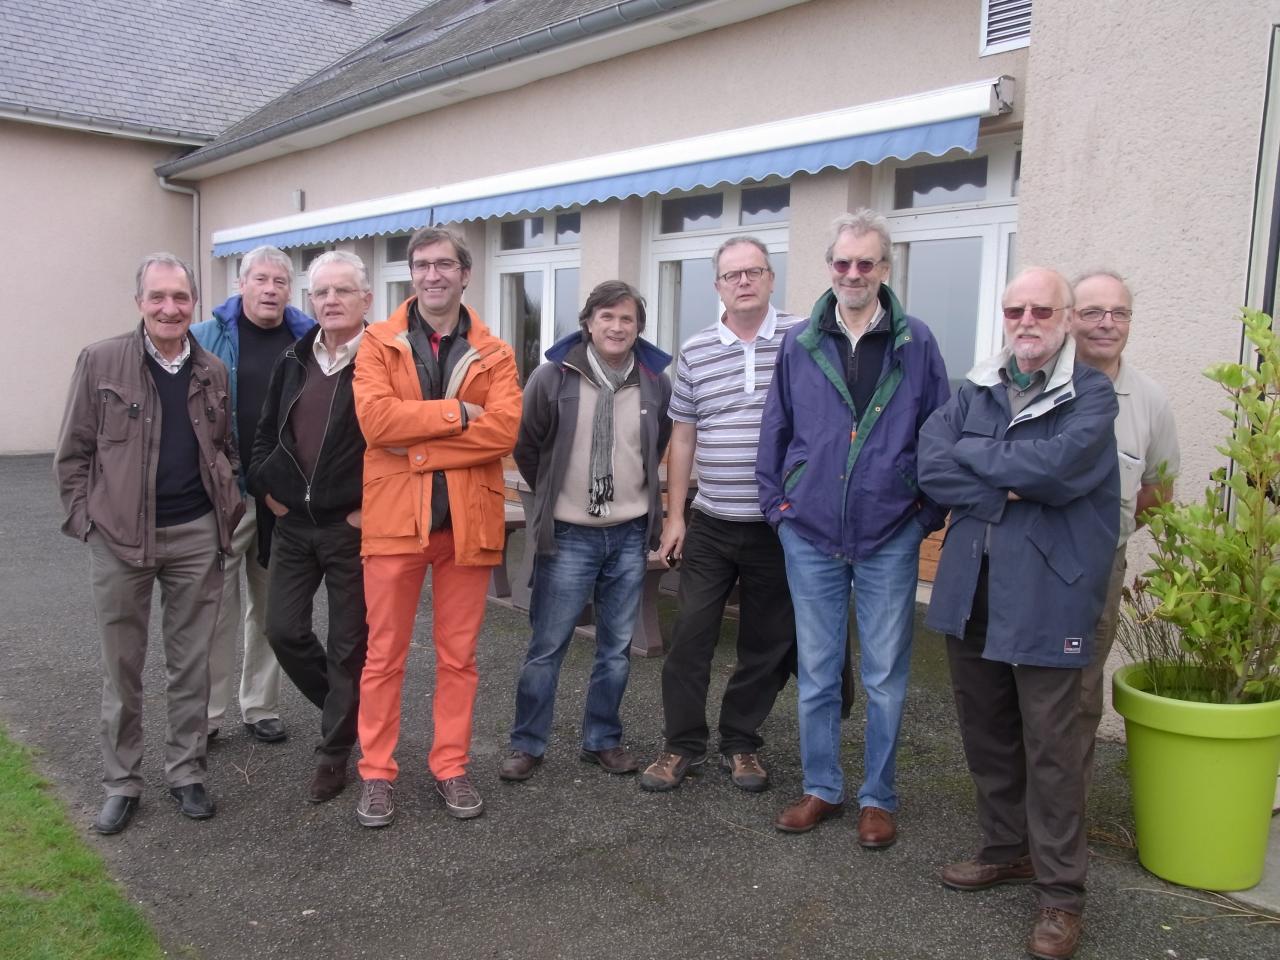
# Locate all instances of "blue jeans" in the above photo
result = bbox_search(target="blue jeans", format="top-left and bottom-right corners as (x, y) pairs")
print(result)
(510, 517), (647, 756)
(779, 517), (924, 809)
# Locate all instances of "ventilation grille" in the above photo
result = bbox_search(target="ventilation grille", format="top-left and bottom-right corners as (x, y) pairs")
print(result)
(983, 0), (1032, 52)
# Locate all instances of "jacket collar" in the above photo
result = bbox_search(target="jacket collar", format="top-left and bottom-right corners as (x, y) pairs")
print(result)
(968, 337), (1081, 424)
(212, 294), (315, 340)
(803, 283), (913, 351)
(543, 329), (672, 375)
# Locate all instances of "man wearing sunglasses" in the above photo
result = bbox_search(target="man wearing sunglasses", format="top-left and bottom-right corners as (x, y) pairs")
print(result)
(1069, 270), (1178, 794)
(757, 210), (950, 846)
(917, 267), (1121, 960)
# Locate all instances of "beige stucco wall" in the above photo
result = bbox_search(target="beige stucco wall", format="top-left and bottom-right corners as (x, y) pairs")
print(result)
(194, 0), (1026, 307)
(1019, 1), (1280, 504)
(1017, 1), (1280, 738)
(1, 121), (193, 453)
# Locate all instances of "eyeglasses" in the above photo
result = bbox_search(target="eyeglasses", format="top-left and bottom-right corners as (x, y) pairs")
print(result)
(829, 257), (885, 276)
(1002, 305), (1067, 321)
(716, 266), (770, 284)
(1075, 307), (1133, 325)
(410, 258), (462, 275)
(311, 285), (362, 300)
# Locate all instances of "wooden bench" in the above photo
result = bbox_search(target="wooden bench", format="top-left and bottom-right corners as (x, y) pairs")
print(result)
(488, 501), (526, 600)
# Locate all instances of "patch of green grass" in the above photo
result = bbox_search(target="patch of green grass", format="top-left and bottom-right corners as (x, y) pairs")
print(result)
(0, 726), (163, 960)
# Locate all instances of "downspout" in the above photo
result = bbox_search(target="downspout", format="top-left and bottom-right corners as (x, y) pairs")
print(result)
(157, 176), (201, 297)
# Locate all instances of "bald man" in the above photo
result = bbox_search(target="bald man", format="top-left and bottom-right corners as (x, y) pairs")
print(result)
(917, 268), (1120, 960)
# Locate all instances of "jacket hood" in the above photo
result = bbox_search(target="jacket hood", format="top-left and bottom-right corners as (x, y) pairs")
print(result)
(543, 330), (672, 374)
(211, 294), (314, 339)
(369, 299), (500, 347)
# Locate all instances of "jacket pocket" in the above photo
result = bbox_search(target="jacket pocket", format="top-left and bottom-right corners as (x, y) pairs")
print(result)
(362, 472), (419, 539)
(960, 407), (1000, 438)
(783, 459), (808, 495)
(1026, 510), (1083, 585)
(96, 378), (142, 445)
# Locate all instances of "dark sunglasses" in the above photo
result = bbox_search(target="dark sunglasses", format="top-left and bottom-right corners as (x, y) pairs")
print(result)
(830, 257), (885, 275)
(1002, 305), (1066, 321)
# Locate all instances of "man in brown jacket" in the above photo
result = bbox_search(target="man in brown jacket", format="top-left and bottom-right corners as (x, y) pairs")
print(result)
(55, 253), (243, 834)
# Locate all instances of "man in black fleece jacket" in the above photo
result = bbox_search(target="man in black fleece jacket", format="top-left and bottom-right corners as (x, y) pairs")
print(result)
(248, 251), (370, 804)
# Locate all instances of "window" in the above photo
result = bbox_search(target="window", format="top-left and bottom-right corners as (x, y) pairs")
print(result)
(981, 0), (1032, 56)
(874, 137), (1020, 383)
(374, 233), (416, 321)
(488, 210), (582, 383)
(647, 183), (790, 353)
(290, 245), (333, 311)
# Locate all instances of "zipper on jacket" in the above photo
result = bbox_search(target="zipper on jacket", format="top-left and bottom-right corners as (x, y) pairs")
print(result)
(303, 365), (345, 525)
(277, 348), (319, 525)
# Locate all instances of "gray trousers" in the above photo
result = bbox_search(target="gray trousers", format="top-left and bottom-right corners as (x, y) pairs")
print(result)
(89, 511), (222, 796)
(947, 560), (1087, 914)
(1079, 546), (1127, 796)
(207, 498), (280, 726)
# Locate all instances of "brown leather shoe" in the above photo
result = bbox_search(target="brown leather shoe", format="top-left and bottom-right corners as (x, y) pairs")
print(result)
(857, 806), (897, 848)
(307, 761), (348, 803)
(940, 854), (1035, 891)
(499, 750), (542, 782)
(1027, 907), (1083, 960)
(774, 794), (844, 833)
(580, 746), (640, 774)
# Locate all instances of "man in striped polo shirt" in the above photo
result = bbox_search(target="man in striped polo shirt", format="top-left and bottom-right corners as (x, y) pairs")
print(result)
(639, 236), (800, 794)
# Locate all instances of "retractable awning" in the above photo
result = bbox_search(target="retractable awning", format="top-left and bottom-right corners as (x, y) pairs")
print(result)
(212, 76), (1013, 257)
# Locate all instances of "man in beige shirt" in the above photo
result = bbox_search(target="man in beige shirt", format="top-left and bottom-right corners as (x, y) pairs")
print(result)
(1070, 269), (1180, 788)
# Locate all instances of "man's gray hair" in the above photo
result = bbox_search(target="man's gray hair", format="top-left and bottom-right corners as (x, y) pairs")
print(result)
(1072, 267), (1131, 297)
(239, 245), (294, 284)
(826, 209), (892, 262)
(712, 236), (772, 277)
(135, 253), (197, 300)
(308, 250), (370, 292)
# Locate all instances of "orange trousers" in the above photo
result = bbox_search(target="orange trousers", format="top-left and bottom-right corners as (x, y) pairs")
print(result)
(357, 530), (492, 782)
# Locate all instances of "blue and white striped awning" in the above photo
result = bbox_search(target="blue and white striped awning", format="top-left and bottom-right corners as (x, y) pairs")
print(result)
(212, 77), (1012, 257)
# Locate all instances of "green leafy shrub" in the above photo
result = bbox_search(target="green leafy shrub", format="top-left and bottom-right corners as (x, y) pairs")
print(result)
(1122, 309), (1280, 704)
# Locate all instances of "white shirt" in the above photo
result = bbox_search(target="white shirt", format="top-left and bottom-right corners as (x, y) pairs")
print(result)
(143, 331), (190, 375)
(715, 304), (780, 395)
(1113, 359), (1180, 545)
(313, 328), (364, 376)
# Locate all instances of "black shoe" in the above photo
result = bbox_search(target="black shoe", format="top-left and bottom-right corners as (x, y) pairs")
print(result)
(92, 795), (138, 835)
(243, 718), (287, 743)
(169, 783), (216, 820)
(207, 727), (219, 740)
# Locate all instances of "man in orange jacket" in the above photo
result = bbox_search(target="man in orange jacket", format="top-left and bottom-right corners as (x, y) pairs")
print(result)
(352, 227), (521, 827)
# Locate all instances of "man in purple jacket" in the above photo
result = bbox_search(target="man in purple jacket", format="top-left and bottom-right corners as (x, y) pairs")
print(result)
(757, 210), (949, 847)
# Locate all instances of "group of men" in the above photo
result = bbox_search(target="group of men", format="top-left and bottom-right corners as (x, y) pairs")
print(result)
(56, 207), (1177, 960)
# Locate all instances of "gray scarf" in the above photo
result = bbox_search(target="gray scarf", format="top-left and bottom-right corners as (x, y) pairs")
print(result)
(585, 342), (634, 517)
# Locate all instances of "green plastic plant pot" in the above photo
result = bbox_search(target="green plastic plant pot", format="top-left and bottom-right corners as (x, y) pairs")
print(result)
(1113, 662), (1280, 890)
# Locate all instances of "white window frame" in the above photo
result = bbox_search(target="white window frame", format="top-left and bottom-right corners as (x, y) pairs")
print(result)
(373, 234), (412, 321)
(484, 212), (583, 372)
(642, 181), (791, 353)
(290, 244), (333, 312)
(980, 0), (1032, 57)
(874, 136), (1020, 372)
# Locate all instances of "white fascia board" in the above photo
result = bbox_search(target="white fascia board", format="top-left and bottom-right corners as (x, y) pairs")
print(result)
(213, 76), (1012, 247)
(0, 107), (208, 146)
(177, 0), (812, 180)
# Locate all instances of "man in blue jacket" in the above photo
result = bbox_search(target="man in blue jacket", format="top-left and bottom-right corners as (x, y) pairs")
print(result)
(191, 245), (315, 745)
(757, 210), (949, 846)
(917, 267), (1120, 960)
